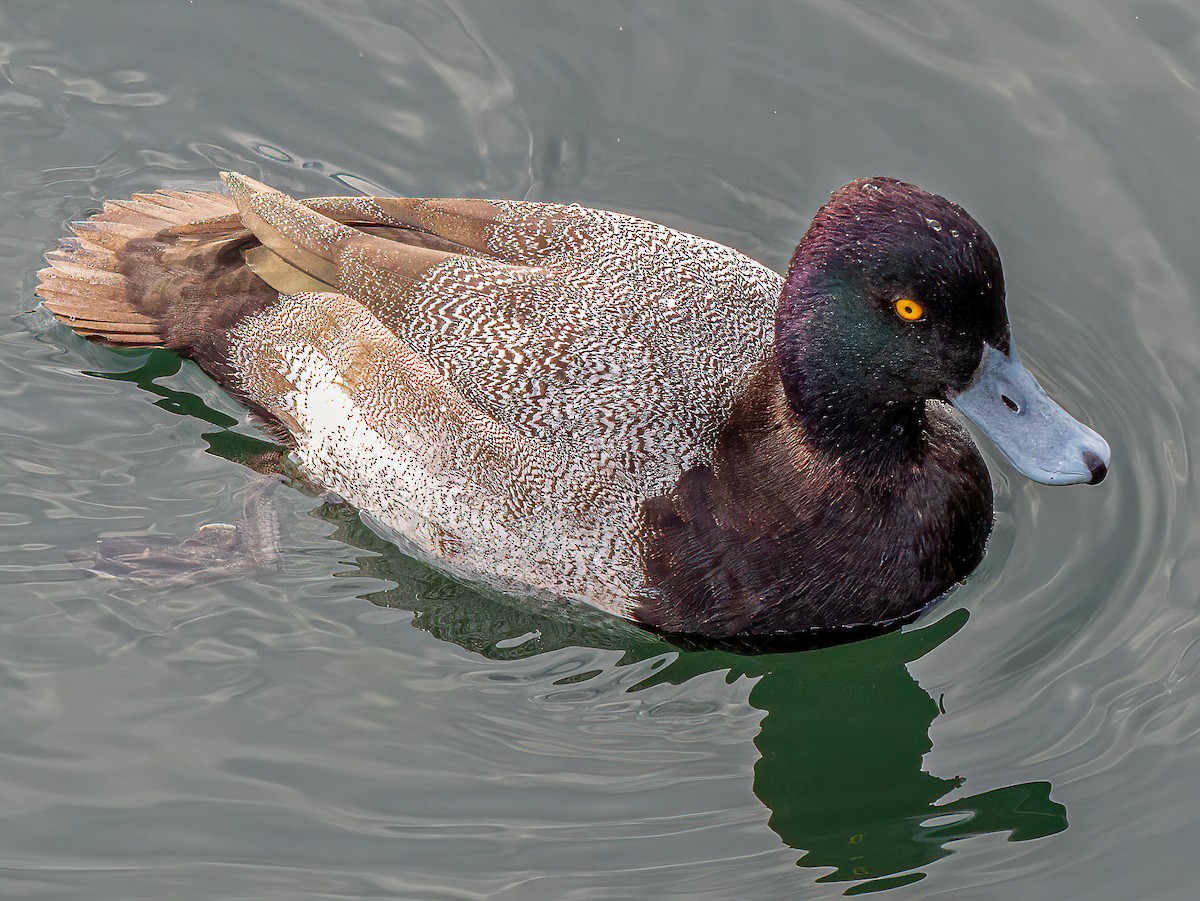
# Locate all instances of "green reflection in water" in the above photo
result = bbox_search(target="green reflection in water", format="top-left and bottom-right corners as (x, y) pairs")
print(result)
(86, 350), (239, 428)
(96, 363), (1069, 895)
(742, 612), (1066, 891)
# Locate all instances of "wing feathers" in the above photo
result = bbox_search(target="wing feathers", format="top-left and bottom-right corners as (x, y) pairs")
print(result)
(222, 172), (351, 286)
(221, 172), (456, 294)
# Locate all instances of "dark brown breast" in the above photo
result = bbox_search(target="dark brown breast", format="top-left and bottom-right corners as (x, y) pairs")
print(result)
(632, 365), (993, 640)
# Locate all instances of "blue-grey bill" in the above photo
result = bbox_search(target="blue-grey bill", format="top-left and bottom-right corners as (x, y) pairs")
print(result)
(949, 343), (1110, 485)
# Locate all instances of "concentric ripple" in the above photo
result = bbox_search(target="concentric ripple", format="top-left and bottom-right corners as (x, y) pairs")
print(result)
(0, 0), (1196, 898)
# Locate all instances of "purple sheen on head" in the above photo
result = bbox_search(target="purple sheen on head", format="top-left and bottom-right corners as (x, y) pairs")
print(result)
(774, 178), (1011, 450)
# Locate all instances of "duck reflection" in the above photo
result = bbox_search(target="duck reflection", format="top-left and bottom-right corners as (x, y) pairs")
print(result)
(661, 611), (1067, 891)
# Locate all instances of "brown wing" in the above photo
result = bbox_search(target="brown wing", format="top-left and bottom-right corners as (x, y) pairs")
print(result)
(222, 173), (782, 488)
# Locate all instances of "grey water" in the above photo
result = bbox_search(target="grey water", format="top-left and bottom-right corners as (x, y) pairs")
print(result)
(0, 0), (1196, 897)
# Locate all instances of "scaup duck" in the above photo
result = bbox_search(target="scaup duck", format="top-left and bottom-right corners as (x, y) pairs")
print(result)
(37, 174), (1109, 641)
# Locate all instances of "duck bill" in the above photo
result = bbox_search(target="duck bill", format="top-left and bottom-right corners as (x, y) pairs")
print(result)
(949, 343), (1110, 485)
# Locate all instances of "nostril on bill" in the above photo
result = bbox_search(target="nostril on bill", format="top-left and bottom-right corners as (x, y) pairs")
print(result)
(1001, 394), (1019, 413)
(1082, 450), (1108, 485)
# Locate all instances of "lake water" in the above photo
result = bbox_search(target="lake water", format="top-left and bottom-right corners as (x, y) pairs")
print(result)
(1, 0), (1196, 897)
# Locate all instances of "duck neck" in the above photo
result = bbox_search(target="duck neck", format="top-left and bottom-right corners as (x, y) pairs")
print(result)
(773, 346), (926, 468)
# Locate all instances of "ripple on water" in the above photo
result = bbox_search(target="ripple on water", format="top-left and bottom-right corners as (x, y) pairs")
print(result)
(0, 0), (1197, 897)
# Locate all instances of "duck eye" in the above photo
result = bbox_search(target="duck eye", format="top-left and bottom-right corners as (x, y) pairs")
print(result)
(894, 298), (924, 321)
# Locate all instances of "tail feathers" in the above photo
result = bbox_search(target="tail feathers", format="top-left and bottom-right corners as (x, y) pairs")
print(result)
(37, 190), (244, 348)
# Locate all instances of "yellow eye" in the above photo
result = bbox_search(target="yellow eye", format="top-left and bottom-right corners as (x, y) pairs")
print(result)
(894, 298), (924, 321)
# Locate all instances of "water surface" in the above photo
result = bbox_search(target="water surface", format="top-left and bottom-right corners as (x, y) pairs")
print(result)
(0, 1), (1197, 897)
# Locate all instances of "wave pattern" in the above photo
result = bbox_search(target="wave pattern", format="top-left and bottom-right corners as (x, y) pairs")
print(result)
(0, 0), (1196, 897)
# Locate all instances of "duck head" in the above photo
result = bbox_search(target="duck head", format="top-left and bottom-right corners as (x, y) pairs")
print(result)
(776, 177), (1109, 485)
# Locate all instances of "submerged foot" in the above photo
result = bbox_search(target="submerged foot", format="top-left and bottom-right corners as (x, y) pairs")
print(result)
(69, 473), (283, 587)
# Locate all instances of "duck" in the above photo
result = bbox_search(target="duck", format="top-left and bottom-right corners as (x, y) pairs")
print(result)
(36, 173), (1110, 642)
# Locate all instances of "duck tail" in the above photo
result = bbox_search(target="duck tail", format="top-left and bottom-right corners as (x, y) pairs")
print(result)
(36, 188), (274, 353)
